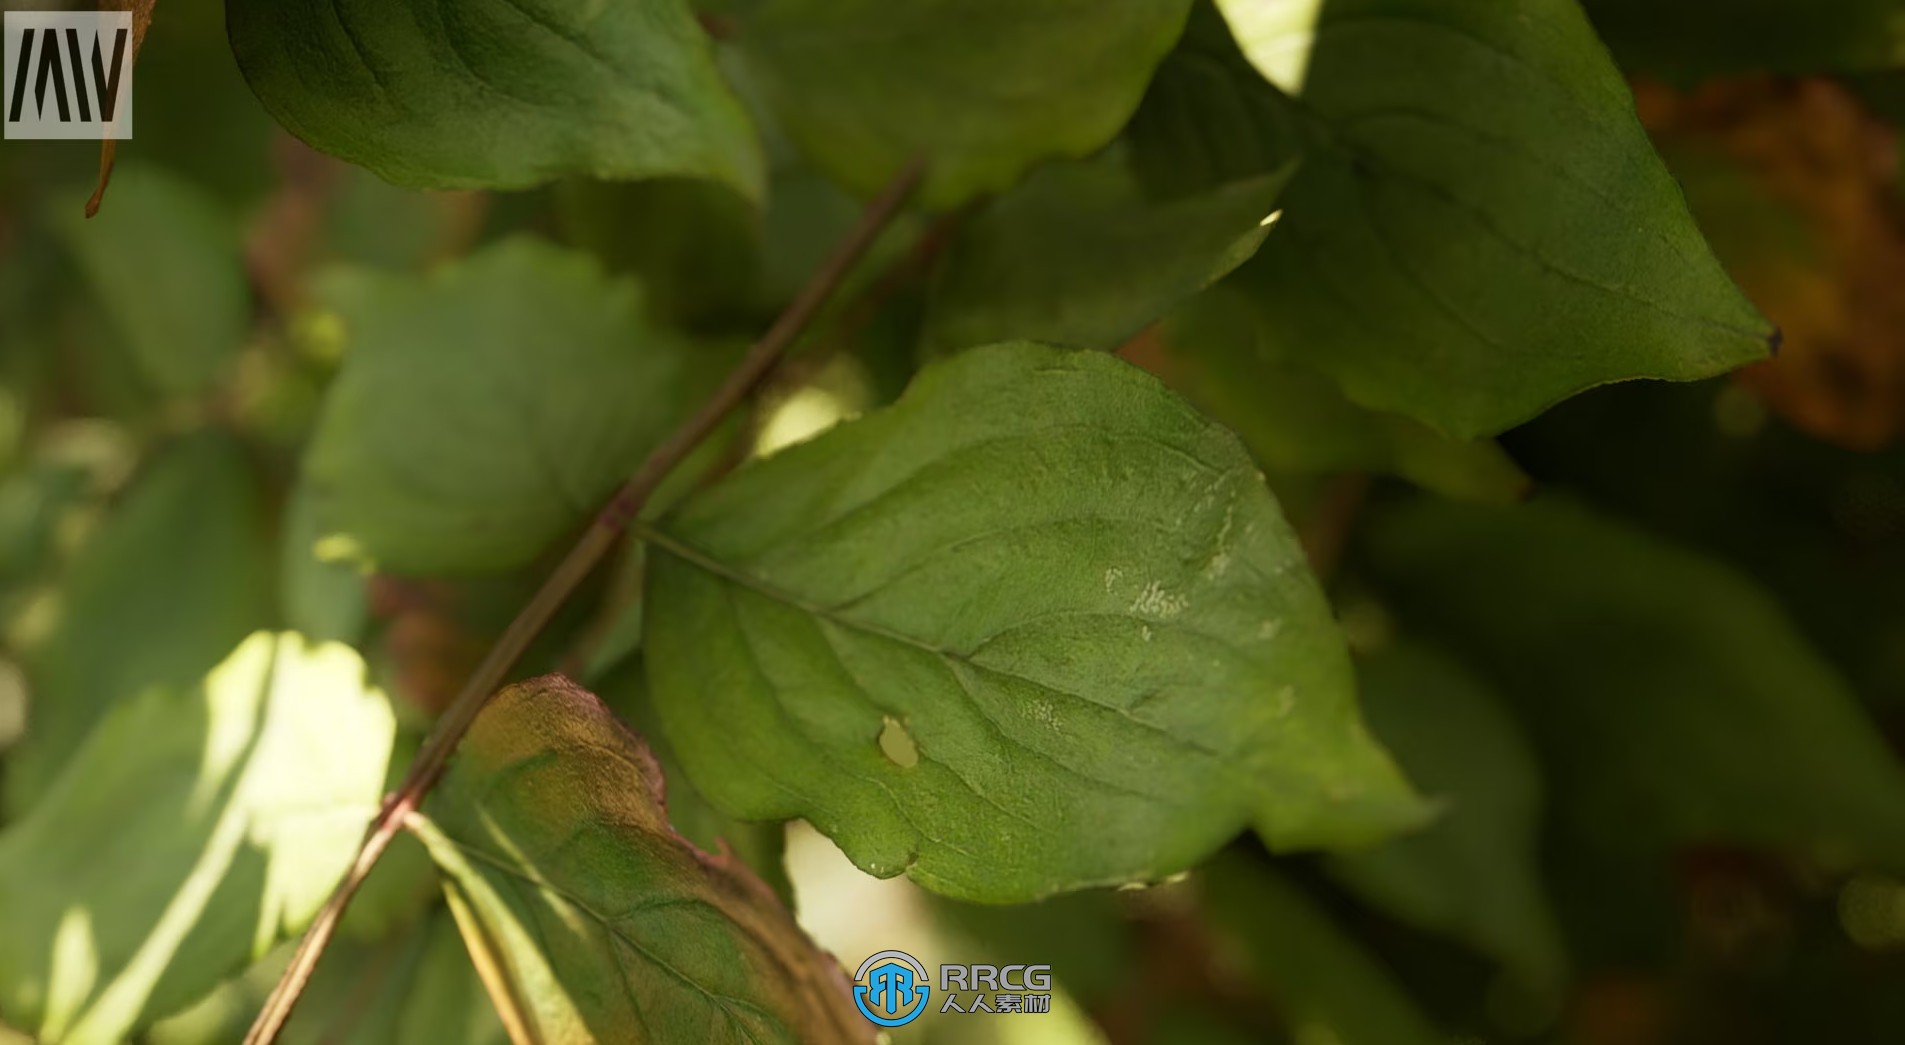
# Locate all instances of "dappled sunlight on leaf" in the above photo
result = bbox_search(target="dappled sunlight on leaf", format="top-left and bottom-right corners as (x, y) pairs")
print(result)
(0, 632), (395, 1043)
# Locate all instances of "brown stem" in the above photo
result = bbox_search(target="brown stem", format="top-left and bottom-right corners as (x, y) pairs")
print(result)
(242, 157), (926, 1045)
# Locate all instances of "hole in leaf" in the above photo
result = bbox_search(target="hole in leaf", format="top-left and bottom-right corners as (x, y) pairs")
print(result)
(877, 715), (918, 769)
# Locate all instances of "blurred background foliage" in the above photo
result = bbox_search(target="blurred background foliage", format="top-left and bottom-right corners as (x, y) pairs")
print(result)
(2, 0), (1905, 1042)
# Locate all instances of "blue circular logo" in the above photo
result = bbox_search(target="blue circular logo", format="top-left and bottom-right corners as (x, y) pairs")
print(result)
(852, 950), (931, 1027)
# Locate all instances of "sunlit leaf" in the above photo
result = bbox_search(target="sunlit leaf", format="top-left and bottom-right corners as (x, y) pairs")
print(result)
(226, 0), (764, 198)
(644, 342), (1424, 902)
(1327, 643), (1565, 991)
(1368, 497), (1905, 867)
(1209, 0), (1773, 437)
(0, 633), (397, 1045)
(302, 237), (700, 574)
(739, 0), (1194, 206)
(410, 675), (870, 1045)
(920, 154), (1293, 355)
(9, 433), (272, 816)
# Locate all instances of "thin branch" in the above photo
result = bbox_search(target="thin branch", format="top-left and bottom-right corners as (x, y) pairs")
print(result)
(243, 157), (926, 1045)
(558, 207), (959, 681)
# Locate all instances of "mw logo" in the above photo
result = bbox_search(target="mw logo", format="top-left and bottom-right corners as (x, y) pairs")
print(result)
(4, 11), (133, 141)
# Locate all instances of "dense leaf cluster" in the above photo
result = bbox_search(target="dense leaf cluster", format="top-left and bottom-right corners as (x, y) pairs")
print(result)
(2, 0), (1903, 1042)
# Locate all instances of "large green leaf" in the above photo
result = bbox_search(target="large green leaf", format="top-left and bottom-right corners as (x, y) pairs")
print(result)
(1211, 0), (1773, 437)
(1200, 854), (1442, 1045)
(739, 0), (1194, 206)
(1368, 497), (1905, 867)
(9, 433), (272, 816)
(1326, 643), (1565, 991)
(919, 154), (1292, 355)
(226, 0), (763, 198)
(51, 165), (247, 400)
(1163, 284), (1528, 503)
(410, 675), (870, 1045)
(0, 633), (397, 1045)
(643, 342), (1423, 902)
(302, 237), (699, 575)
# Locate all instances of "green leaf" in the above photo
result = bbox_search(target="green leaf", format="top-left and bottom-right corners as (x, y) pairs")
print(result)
(1581, 0), (1905, 80)
(1368, 497), (1905, 867)
(9, 433), (273, 816)
(0, 633), (397, 1045)
(0, 454), (97, 620)
(1200, 854), (1443, 1045)
(554, 177), (764, 328)
(410, 675), (871, 1045)
(598, 661), (793, 907)
(282, 911), (504, 1045)
(919, 154), (1292, 355)
(51, 165), (247, 400)
(319, 167), (483, 272)
(643, 342), (1424, 902)
(280, 481), (367, 646)
(226, 0), (764, 198)
(302, 238), (698, 575)
(1212, 0), (1773, 437)
(1163, 285), (1528, 502)
(146, 911), (504, 1045)
(1125, 0), (1306, 199)
(288, 912), (506, 1045)
(739, 0), (1194, 207)
(1327, 643), (1565, 991)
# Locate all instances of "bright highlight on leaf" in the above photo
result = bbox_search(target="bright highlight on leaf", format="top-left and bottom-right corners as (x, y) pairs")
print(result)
(7, 433), (272, 817)
(644, 342), (1425, 902)
(0, 632), (396, 1045)
(411, 675), (870, 1045)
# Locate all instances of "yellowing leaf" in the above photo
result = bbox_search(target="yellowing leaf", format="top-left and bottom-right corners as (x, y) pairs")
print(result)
(411, 675), (869, 1045)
